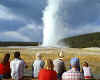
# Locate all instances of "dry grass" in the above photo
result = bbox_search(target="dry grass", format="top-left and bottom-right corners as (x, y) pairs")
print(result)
(0, 48), (100, 80)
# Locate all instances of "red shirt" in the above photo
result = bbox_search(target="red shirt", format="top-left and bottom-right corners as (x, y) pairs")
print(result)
(0, 61), (10, 75)
(5, 61), (10, 73)
(38, 69), (57, 80)
(0, 63), (5, 74)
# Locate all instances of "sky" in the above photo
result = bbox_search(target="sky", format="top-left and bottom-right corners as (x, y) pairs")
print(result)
(0, 0), (46, 42)
(0, 0), (100, 42)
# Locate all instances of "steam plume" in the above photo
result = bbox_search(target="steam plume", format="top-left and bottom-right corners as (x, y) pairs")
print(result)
(42, 0), (68, 46)
(42, 0), (100, 46)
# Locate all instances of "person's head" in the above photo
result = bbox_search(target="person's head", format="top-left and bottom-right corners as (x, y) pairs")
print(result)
(70, 57), (80, 68)
(44, 59), (54, 70)
(36, 53), (41, 59)
(14, 51), (20, 59)
(2, 53), (10, 65)
(83, 61), (88, 67)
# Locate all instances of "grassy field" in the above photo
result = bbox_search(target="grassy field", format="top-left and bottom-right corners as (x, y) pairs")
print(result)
(0, 47), (100, 80)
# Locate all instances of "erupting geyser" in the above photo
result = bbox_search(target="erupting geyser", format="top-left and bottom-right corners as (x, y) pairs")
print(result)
(42, 0), (99, 47)
(42, 0), (68, 46)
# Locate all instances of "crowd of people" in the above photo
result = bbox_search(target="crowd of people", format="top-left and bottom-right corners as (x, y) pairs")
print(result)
(0, 51), (94, 80)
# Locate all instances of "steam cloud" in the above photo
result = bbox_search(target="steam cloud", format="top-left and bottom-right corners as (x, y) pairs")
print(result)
(42, 0), (100, 46)
(42, 0), (68, 46)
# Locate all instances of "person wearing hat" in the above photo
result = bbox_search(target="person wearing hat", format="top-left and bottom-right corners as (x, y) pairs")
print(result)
(53, 49), (66, 80)
(62, 57), (84, 80)
(32, 53), (45, 79)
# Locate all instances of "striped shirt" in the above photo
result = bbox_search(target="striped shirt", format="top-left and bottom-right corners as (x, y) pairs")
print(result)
(62, 68), (84, 80)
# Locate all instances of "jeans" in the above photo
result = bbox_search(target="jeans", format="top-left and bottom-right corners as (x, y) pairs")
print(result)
(57, 73), (62, 80)
(0, 75), (3, 80)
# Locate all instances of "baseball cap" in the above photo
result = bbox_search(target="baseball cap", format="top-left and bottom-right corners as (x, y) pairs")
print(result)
(70, 57), (80, 66)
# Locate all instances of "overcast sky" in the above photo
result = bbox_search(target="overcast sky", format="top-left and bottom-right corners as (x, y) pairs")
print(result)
(0, 0), (100, 42)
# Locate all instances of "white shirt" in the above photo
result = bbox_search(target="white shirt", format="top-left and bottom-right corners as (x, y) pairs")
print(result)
(33, 59), (44, 78)
(82, 66), (92, 77)
(10, 58), (25, 80)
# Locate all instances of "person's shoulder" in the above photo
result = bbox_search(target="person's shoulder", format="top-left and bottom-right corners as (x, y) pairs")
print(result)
(83, 66), (91, 70)
(51, 70), (57, 73)
(20, 59), (25, 63)
(34, 59), (40, 62)
(0, 63), (3, 67)
(53, 70), (57, 74)
(19, 59), (25, 65)
(62, 69), (72, 75)
(62, 71), (69, 77)
(40, 69), (46, 72)
(33, 59), (40, 64)
(54, 58), (63, 63)
(40, 60), (44, 63)
(10, 59), (15, 63)
(88, 66), (91, 69)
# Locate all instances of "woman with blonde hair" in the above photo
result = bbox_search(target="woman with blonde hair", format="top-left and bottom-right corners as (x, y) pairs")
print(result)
(38, 59), (57, 80)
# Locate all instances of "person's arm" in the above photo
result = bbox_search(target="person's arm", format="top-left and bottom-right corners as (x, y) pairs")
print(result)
(40, 61), (45, 68)
(32, 63), (34, 78)
(81, 68), (84, 73)
(63, 63), (66, 72)
(10, 62), (15, 79)
(61, 73), (64, 80)
(55, 72), (58, 80)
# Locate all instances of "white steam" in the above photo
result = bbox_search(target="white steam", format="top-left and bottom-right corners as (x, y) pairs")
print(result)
(42, 0), (68, 46)
(42, 0), (100, 46)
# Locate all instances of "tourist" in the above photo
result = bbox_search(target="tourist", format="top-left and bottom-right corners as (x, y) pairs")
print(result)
(82, 61), (93, 79)
(62, 57), (84, 80)
(10, 52), (26, 80)
(0, 53), (11, 79)
(38, 59), (57, 80)
(53, 50), (66, 80)
(32, 53), (44, 79)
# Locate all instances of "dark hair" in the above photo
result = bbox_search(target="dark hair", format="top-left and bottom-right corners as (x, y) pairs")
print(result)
(14, 52), (20, 58)
(2, 53), (10, 65)
(83, 61), (88, 67)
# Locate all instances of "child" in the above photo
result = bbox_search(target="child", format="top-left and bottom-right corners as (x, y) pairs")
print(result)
(82, 61), (93, 79)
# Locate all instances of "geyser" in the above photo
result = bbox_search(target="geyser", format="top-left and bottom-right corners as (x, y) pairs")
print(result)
(42, 0), (100, 47)
(42, 0), (68, 46)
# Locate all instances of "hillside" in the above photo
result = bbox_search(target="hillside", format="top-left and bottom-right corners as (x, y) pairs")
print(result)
(60, 32), (100, 48)
(0, 42), (39, 47)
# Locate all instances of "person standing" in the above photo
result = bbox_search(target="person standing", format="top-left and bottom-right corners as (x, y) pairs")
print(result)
(53, 49), (66, 80)
(62, 57), (84, 80)
(82, 61), (93, 79)
(32, 53), (44, 79)
(0, 53), (11, 79)
(10, 52), (25, 80)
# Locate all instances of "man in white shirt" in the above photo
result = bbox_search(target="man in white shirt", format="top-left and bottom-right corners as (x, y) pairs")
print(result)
(10, 52), (25, 80)
(32, 53), (44, 78)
